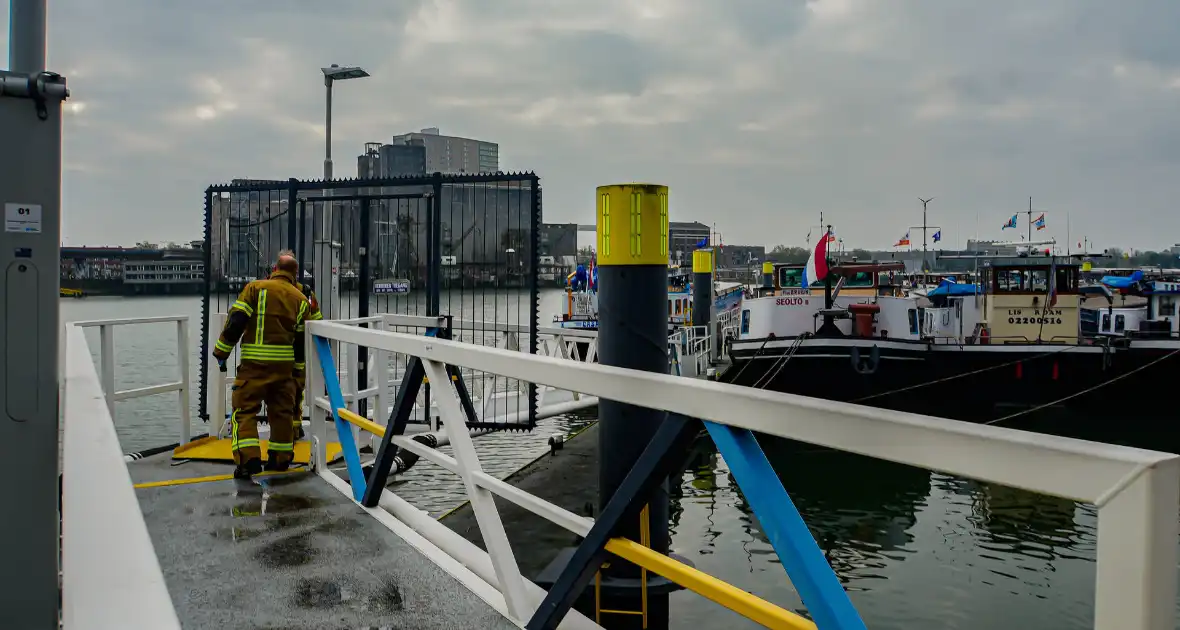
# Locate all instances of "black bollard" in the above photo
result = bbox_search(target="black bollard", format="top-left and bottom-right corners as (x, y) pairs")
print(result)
(596, 183), (673, 629)
(691, 248), (713, 330)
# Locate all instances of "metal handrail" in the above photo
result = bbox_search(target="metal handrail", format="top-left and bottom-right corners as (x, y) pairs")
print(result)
(72, 315), (192, 444)
(61, 323), (181, 629)
(308, 319), (1180, 630)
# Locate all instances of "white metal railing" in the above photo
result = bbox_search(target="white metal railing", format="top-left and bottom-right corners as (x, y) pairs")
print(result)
(61, 323), (181, 628)
(669, 325), (711, 377)
(307, 319), (1180, 630)
(207, 312), (600, 440)
(74, 316), (192, 444)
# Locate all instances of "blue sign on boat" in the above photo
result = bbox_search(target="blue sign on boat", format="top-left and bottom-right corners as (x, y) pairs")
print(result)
(374, 280), (411, 294)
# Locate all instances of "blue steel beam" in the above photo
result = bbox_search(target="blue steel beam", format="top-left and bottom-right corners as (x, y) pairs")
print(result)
(704, 422), (866, 630)
(525, 413), (700, 630)
(313, 335), (368, 501)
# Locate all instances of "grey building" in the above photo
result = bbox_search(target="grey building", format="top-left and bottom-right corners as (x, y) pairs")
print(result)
(388, 127), (499, 174)
(716, 245), (766, 269)
(357, 142), (427, 179)
(669, 221), (711, 266)
(540, 223), (578, 258)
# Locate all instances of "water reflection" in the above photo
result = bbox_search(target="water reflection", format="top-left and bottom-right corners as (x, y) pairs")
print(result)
(666, 434), (1118, 629)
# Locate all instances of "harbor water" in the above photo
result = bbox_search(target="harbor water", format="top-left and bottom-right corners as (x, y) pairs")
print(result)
(65, 294), (1180, 629)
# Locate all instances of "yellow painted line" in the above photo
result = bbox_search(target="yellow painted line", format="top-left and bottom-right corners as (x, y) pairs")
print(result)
(604, 538), (817, 630)
(337, 407), (387, 437)
(133, 469), (307, 489)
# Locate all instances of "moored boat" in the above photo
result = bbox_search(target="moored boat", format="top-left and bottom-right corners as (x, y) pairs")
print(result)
(725, 254), (1180, 428)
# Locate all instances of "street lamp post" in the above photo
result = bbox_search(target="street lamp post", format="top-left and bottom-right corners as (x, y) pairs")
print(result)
(321, 64), (369, 182)
(314, 64), (368, 323)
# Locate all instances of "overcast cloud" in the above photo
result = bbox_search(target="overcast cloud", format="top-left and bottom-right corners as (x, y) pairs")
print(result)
(3, 0), (1179, 251)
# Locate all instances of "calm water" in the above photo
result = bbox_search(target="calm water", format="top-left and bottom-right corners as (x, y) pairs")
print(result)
(63, 295), (1180, 629)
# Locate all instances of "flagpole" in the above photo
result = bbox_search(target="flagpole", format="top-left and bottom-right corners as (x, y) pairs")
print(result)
(1027, 196), (1033, 244)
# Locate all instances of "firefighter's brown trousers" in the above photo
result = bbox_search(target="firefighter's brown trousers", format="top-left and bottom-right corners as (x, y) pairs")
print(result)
(231, 361), (297, 465)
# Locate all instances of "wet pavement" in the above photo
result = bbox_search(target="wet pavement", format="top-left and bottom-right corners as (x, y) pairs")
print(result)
(130, 458), (516, 630)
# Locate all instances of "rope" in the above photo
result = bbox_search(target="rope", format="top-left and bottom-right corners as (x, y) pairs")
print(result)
(724, 335), (775, 384)
(851, 343), (1080, 403)
(984, 349), (1180, 426)
(752, 334), (809, 389)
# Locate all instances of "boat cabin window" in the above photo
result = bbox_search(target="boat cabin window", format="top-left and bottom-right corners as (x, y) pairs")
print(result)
(837, 270), (875, 288)
(1156, 295), (1177, 319)
(1102, 313), (1111, 332)
(1115, 314), (1126, 333)
(908, 309), (919, 335)
(990, 265), (1078, 294)
(740, 310), (750, 334)
(1054, 267), (1079, 293)
(779, 267), (802, 288)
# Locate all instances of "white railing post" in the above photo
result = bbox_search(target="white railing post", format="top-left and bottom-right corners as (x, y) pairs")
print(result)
(1093, 459), (1180, 630)
(305, 330), (326, 472)
(176, 318), (191, 444)
(372, 319), (388, 452)
(423, 358), (532, 622)
(209, 313), (228, 438)
(99, 323), (116, 418)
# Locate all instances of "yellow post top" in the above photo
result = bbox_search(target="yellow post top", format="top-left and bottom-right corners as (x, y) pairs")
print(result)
(596, 183), (669, 267)
(761, 261), (775, 274)
(692, 249), (714, 274)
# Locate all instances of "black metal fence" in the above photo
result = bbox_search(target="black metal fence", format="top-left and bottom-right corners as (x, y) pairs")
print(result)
(199, 172), (541, 431)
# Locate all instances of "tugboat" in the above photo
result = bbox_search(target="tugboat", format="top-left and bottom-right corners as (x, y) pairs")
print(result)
(724, 234), (1180, 427)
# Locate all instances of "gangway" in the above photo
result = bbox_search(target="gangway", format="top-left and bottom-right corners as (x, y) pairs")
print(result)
(59, 314), (1180, 629)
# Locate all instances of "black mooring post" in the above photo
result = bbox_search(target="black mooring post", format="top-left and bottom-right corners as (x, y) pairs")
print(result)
(594, 183), (673, 629)
(526, 414), (699, 630)
(691, 248), (713, 329)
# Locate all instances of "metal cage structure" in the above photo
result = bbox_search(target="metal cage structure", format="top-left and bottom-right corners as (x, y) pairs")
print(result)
(198, 172), (542, 432)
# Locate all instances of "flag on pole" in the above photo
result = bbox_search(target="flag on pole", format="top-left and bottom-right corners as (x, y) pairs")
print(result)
(932, 230), (942, 243)
(895, 231), (911, 247)
(802, 230), (830, 289)
(1002, 214), (1018, 229)
(1033, 213), (1046, 231)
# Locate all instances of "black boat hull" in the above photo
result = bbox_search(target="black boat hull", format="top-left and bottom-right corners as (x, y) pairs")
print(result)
(724, 336), (1180, 434)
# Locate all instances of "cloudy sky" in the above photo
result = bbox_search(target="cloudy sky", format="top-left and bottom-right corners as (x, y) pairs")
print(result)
(3, 0), (1179, 252)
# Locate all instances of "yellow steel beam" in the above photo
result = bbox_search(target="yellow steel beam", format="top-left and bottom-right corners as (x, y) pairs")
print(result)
(337, 407), (387, 437)
(604, 538), (817, 630)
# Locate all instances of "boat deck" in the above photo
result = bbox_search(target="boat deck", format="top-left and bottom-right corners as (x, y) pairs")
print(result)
(128, 454), (516, 630)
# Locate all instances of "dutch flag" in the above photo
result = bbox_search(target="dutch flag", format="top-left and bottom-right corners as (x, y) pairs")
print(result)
(801, 230), (830, 289)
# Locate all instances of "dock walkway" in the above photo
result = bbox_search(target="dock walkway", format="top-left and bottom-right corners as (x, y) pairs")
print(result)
(129, 456), (515, 630)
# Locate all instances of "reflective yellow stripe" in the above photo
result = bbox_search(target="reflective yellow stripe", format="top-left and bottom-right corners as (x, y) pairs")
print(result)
(230, 409), (239, 449)
(254, 289), (268, 346)
(294, 362), (305, 370)
(240, 343), (294, 355)
(234, 438), (260, 454)
(308, 311), (323, 321)
(215, 340), (233, 353)
(240, 348), (295, 361)
(268, 441), (294, 452)
(297, 300), (308, 324)
(230, 300), (253, 316)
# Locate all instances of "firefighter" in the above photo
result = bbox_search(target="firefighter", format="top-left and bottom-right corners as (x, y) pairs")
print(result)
(292, 275), (322, 440)
(212, 251), (310, 479)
